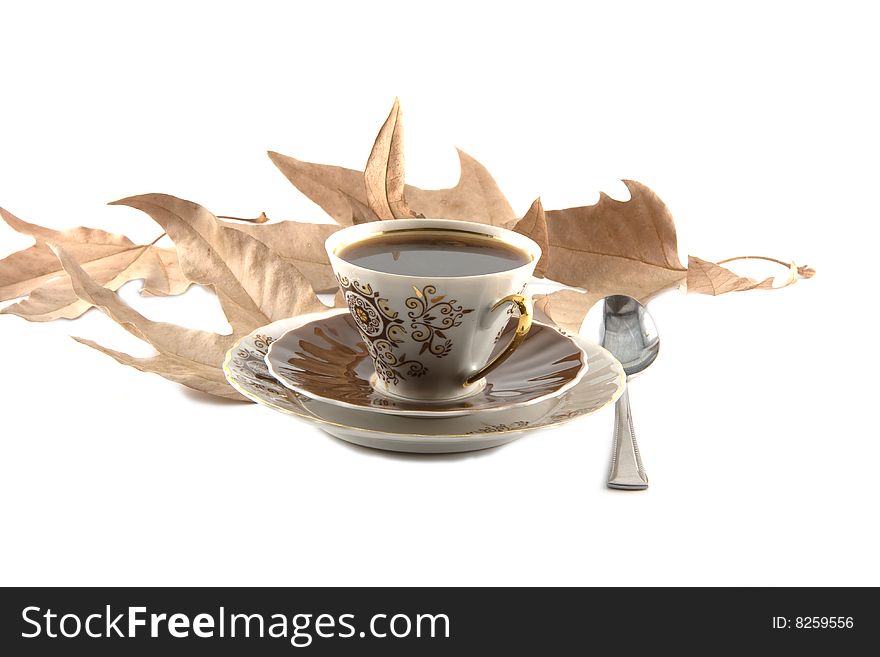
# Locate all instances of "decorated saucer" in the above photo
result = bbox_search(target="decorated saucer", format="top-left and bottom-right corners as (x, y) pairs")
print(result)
(264, 309), (588, 417)
(223, 313), (625, 453)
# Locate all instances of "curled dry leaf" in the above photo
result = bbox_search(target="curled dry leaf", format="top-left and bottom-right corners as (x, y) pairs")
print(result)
(3, 247), (190, 321)
(545, 181), (686, 290)
(43, 194), (328, 400)
(50, 244), (245, 401)
(434, 149), (518, 227)
(72, 338), (244, 401)
(512, 198), (549, 277)
(266, 151), (363, 226)
(216, 212), (270, 224)
(110, 194), (327, 333)
(533, 289), (596, 334)
(340, 191), (380, 226)
(139, 248), (191, 298)
(0, 207), (190, 321)
(268, 147), (515, 226)
(364, 98), (421, 220)
(219, 218), (340, 293)
(687, 255), (802, 295)
(268, 146), (515, 227)
(536, 181), (687, 329)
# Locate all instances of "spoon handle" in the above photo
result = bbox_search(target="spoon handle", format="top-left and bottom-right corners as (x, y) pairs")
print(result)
(608, 387), (649, 490)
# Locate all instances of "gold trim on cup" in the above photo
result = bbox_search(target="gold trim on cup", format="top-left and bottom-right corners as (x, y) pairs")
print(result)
(464, 294), (533, 386)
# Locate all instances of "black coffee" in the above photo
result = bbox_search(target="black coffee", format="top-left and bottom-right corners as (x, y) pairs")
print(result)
(337, 230), (531, 276)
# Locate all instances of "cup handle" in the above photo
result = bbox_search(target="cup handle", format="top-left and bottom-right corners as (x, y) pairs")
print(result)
(464, 294), (533, 386)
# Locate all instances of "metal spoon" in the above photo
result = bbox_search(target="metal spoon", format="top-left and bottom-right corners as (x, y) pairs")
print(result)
(584, 295), (659, 490)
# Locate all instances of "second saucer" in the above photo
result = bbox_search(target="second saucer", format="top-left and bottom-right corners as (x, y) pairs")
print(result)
(265, 309), (588, 417)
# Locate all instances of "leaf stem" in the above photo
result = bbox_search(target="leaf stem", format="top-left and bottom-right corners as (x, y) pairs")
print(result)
(216, 212), (270, 224)
(717, 255), (815, 279)
(148, 232), (167, 247)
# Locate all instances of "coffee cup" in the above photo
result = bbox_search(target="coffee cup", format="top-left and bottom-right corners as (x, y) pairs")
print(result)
(325, 219), (541, 402)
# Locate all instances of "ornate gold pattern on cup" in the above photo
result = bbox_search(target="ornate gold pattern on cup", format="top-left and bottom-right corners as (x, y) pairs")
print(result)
(326, 219), (541, 403)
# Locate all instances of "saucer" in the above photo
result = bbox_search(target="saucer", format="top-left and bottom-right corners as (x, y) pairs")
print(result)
(264, 309), (588, 417)
(223, 314), (625, 453)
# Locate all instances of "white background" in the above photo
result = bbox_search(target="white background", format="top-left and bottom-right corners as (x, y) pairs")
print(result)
(1, 1), (876, 586)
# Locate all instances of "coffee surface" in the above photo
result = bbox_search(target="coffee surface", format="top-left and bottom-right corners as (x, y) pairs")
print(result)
(337, 230), (531, 276)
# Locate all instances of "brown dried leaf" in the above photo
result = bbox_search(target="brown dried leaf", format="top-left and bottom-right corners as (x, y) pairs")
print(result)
(31, 194), (328, 400)
(51, 244), (234, 362)
(512, 198), (549, 277)
(216, 212), (270, 224)
(110, 194), (326, 333)
(51, 244), (245, 400)
(687, 256), (793, 295)
(268, 102), (515, 226)
(0, 208), (190, 320)
(139, 247), (192, 297)
(538, 181), (687, 329)
(219, 218), (340, 293)
(341, 191), (380, 226)
(71, 339), (244, 401)
(0, 207), (135, 298)
(365, 98), (420, 220)
(534, 289), (597, 334)
(3, 245), (189, 321)
(435, 149), (517, 226)
(266, 152), (361, 226)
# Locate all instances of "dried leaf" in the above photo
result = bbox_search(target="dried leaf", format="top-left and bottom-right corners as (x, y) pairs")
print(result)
(269, 102), (515, 227)
(435, 149), (517, 226)
(512, 198), (549, 277)
(110, 194), (326, 333)
(266, 152), (361, 226)
(538, 181), (687, 329)
(30, 194), (327, 400)
(0, 208), (190, 320)
(139, 247), (192, 297)
(533, 289), (597, 334)
(216, 212), (270, 224)
(72, 338), (244, 401)
(365, 98), (420, 220)
(341, 191), (380, 226)
(3, 245), (189, 321)
(687, 256), (794, 295)
(51, 244), (245, 400)
(219, 218), (340, 293)
(51, 244), (233, 361)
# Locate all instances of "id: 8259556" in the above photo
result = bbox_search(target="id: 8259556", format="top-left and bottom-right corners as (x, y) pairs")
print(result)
(772, 616), (854, 629)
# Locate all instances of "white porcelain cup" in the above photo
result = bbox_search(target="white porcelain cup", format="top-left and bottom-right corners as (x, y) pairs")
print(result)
(325, 219), (541, 403)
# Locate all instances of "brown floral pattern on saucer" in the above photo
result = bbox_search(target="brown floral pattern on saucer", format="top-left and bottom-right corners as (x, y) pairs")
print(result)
(223, 310), (626, 453)
(265, 311), (588, 417)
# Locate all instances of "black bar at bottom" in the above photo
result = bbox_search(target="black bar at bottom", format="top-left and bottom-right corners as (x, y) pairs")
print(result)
(0, 587), (874, 654)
